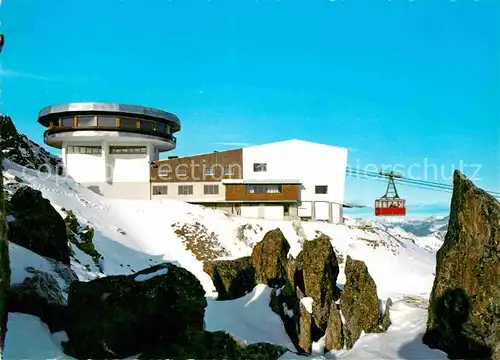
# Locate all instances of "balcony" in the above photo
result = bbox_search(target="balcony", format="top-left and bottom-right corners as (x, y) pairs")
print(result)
(43, 126), (176, 145)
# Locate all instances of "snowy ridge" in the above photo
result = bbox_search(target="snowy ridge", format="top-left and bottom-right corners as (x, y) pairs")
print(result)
(2, 158), (447, 359)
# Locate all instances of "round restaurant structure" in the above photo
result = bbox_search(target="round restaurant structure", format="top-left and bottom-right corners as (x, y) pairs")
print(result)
(38, 102), (181, 199)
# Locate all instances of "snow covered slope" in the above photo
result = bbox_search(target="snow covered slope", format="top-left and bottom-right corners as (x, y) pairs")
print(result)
(3, 159), (447, 359)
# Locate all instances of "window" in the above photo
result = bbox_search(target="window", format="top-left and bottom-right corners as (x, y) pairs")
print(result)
(67, 146), (102, 155)
(158, 167), (169, 177)
(224, 166), (234, 175)
(61, 117), (74, 127)
(109, 146), (147, 154)
(97, 115), (116, 127)
(140, 120), (154, 132)
(77, 115), (97, 127)
(178, 185), (193, 195)
(120, 117), (137, 129)
(253, 163), (267, 172)
(205, 167), (214, 176)
(155, 123), (165, 133)
(315, 185), (328, 194)
(176, 166), (187, 175)
(204, 185), (219, 195)
(246, 184), (282, 194)
(152, 185), (168, 195)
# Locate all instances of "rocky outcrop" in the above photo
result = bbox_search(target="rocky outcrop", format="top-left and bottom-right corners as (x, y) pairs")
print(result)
(7, 267), (67, 332)
(142, 328), (288, 359)
(423, 170), (499, 360)
(63, 209), (103, 269)
(64, 263), (207, 359)
(0, 160), (10, 352)
(7, 187), (70, 264)
(252, 228), (290, 287)
(203, 257), (255, 300)
(296, 234), (340, 332)
(0, 116), (62, 174)
(324, 302), (343, 351)
(340, 255), (381, 348)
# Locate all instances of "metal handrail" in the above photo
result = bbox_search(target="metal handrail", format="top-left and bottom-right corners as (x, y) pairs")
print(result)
(43, 127), (176, 144)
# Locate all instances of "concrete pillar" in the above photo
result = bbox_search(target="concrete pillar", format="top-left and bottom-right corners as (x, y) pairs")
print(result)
(102, 140), (111, 184)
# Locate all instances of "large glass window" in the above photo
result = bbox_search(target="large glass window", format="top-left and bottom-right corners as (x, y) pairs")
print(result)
(120, 117), (137, 129)
(98, 115), (116, 127)
(178, 185), (193, 195)
(141, 120), (154, 132)
(246, 184), (282, 194)
(109, 146), (147, 154)
(204, 185), (219, 195)
(67, 145), (102, 155)
(153, 185), (168, 195)
(155, 123), (165, 133)
(77, 115), (97, 127)
(61, 117), (74, 127)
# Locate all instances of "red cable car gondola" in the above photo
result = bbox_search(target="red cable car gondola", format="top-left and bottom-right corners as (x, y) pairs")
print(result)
(375, 171), (406, 216)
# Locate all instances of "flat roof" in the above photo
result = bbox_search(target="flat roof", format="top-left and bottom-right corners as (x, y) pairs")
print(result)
(37, 102), (181, 131)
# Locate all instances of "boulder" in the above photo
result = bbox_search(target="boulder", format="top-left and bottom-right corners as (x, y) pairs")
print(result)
(252, 228), (290, 287)
(324, 302), (343, 352)
(203, 256), (255, 300)
(297, 301), (313, 354)
(142, 328), (288, 359)
(381, 297), (393, 332)
(295, 234), (340, 331)
(423, 170), (499, 360)
(340, 256), (380, 348)
(64, 263), (207, 359)
(8, 187), (70, 264)
(7, 267), (67, 332)
(0, 161), (10, 351)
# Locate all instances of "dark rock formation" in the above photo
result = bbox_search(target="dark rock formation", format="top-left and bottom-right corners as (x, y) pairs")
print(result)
(142, 327), (288, 360)
(0, 116), (62, 174)
(64, 209), (103, 269)
(7, 267), (67, 332)
(340, 255), (381, 348)
(381, 297), (393, 331)
(295, 234), (340, 332)
(297, 301), (313, 354)
(7, 187), (70, 264)
(203, 256), (255, 300)
(64, 263), (207, 359)
(0, 160), (11, 352)
(252, 228), (290, 287)
(324, 302), (343, 351)
(423, 170), (498, 360)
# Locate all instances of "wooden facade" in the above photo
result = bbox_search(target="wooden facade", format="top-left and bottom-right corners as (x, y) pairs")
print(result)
(151, 149), (243, 182)
(225, 184), (299, 202)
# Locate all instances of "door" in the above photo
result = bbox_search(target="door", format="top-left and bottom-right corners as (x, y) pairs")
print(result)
(314, 201), (330, 221)
(298, 201), (312, 217)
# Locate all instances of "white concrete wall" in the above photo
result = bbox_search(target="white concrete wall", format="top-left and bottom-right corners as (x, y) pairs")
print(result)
(66, 153), (107, 183)
(242, 139), (348, 204)
(62, 137), (163, 200)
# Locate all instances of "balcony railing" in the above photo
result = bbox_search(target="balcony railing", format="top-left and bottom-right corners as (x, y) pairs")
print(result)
(43, 126), (176, 144)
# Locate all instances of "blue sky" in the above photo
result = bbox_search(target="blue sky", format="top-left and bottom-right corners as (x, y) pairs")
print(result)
(1, 0), (499, 218)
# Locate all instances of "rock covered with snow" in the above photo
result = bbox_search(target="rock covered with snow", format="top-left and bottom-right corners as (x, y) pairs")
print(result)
(0, 158), (10, 352)
(0, 116), (62, 174)
(64, 262), (207, 359)
(340, 255), (382, 349)
(423, 170), (499, 359)
(7, 267), (67, 333)
(203, 256), (255, 300)
(7, 186), (70, 264)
